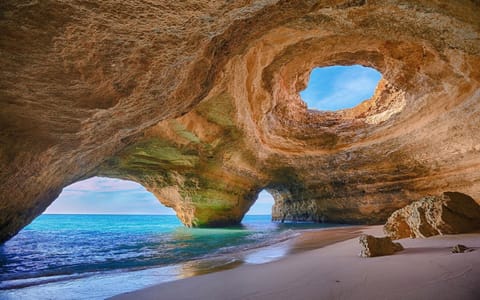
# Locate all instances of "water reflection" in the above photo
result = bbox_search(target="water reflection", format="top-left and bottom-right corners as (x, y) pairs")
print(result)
(179, 258), (244, 278)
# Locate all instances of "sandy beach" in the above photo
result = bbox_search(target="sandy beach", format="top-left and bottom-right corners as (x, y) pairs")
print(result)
(112, 226), (480, 300)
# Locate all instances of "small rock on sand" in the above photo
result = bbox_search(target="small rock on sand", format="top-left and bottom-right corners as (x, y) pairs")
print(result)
(451, 244), (474, 253)
(359, 234), (404, 257)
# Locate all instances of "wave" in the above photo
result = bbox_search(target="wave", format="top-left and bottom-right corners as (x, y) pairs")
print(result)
(0, 272), (99, 290)
(0, 229), (303, 293)
(212, 229), (300, 255)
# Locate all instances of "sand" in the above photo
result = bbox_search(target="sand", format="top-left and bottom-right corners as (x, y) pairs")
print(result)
(112, 226), (480, 300)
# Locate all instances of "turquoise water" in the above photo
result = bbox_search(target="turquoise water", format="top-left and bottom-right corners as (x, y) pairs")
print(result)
(0, 214), (339, 299)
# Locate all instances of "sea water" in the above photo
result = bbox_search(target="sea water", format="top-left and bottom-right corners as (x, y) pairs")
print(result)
(0, 215), (339, 299)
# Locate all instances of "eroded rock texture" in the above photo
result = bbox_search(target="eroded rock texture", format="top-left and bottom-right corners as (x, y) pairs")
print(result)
(359, 234), (403, 257)
(1, 1), (480, 242)
(384, 192), (480, 239)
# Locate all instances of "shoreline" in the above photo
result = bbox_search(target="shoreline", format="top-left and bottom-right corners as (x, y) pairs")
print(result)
(124, 225), (366, 281)
(0, 223), (360, 300)
(286, 226), (366, 255)
(112, 226), (480, 300)
(180, 225), (366, 276)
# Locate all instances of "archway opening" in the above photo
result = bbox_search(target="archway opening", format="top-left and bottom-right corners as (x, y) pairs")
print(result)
(299, 65), (382, 111)
(246, 190), (275, 216)
(1, 177), (188, 296)
(44, 176), (175, 215)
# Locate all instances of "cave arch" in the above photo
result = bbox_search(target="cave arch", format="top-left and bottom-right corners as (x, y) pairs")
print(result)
(246, 190), (275, 216)
(43, 177), (175, 215)
(1, 1), (480, 243)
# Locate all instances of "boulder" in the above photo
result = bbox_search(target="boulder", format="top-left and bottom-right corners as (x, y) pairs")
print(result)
(384, 192), (480, 240)
(359, 234), (404, 257)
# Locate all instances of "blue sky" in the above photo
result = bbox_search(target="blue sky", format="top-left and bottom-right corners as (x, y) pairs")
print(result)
(45, 65), (380, 216)
(300, 65), (381, 111)
(44, 177), (175, 215)
(44, 177), (275, 215)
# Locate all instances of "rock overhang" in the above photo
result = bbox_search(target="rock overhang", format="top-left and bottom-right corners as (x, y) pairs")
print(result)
(1, 0), (480, 243)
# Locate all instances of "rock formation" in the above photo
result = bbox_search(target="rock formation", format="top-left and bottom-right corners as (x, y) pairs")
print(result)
(1, 1), (480, 243)
(359, 234), (403, 257)
(384, 192), (480, 239)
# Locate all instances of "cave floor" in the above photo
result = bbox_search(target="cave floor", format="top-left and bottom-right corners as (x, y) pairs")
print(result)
(112, 226), (480, 300)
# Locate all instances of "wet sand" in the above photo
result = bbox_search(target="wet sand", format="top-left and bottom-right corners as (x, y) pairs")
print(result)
(287, 226), (365, 254)
(112, 226), (480, 300)
(154, 225), (365, 279)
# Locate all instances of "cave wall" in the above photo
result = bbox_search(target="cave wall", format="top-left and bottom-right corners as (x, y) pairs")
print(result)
(1, 0), (479, 242)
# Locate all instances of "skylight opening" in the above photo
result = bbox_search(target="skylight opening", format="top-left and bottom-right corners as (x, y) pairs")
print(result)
(299, 65), (382, 111)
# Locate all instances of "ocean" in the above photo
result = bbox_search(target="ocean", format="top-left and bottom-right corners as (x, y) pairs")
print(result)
(0, 214), (339, 299)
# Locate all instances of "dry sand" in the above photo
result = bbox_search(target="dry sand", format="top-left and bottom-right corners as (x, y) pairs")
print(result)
(112, 226), (480, 300)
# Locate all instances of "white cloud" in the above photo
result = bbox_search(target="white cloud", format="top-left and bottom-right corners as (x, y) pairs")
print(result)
(255, 190), (275, 204)
(301, 65), (381, 111)
(315, 74), (378, 110)
(65, 177), (144, 193)
(45, 177), (175, 215)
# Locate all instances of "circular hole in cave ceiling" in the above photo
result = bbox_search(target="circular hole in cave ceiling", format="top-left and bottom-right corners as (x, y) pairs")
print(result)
(299, 65), (382, 111)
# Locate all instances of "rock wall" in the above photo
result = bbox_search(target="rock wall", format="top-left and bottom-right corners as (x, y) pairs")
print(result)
(1, 1), (480, 242)
(384, 192), (480, 239)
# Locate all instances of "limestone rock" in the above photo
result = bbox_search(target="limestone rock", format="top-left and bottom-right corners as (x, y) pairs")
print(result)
(359, 234), (404, 257)
(2, 1), (480, 243)
(384, 192), (480, 240)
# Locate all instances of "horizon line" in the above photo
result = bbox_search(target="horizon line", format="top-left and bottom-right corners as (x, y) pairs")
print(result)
(41, 213), (272, 216)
